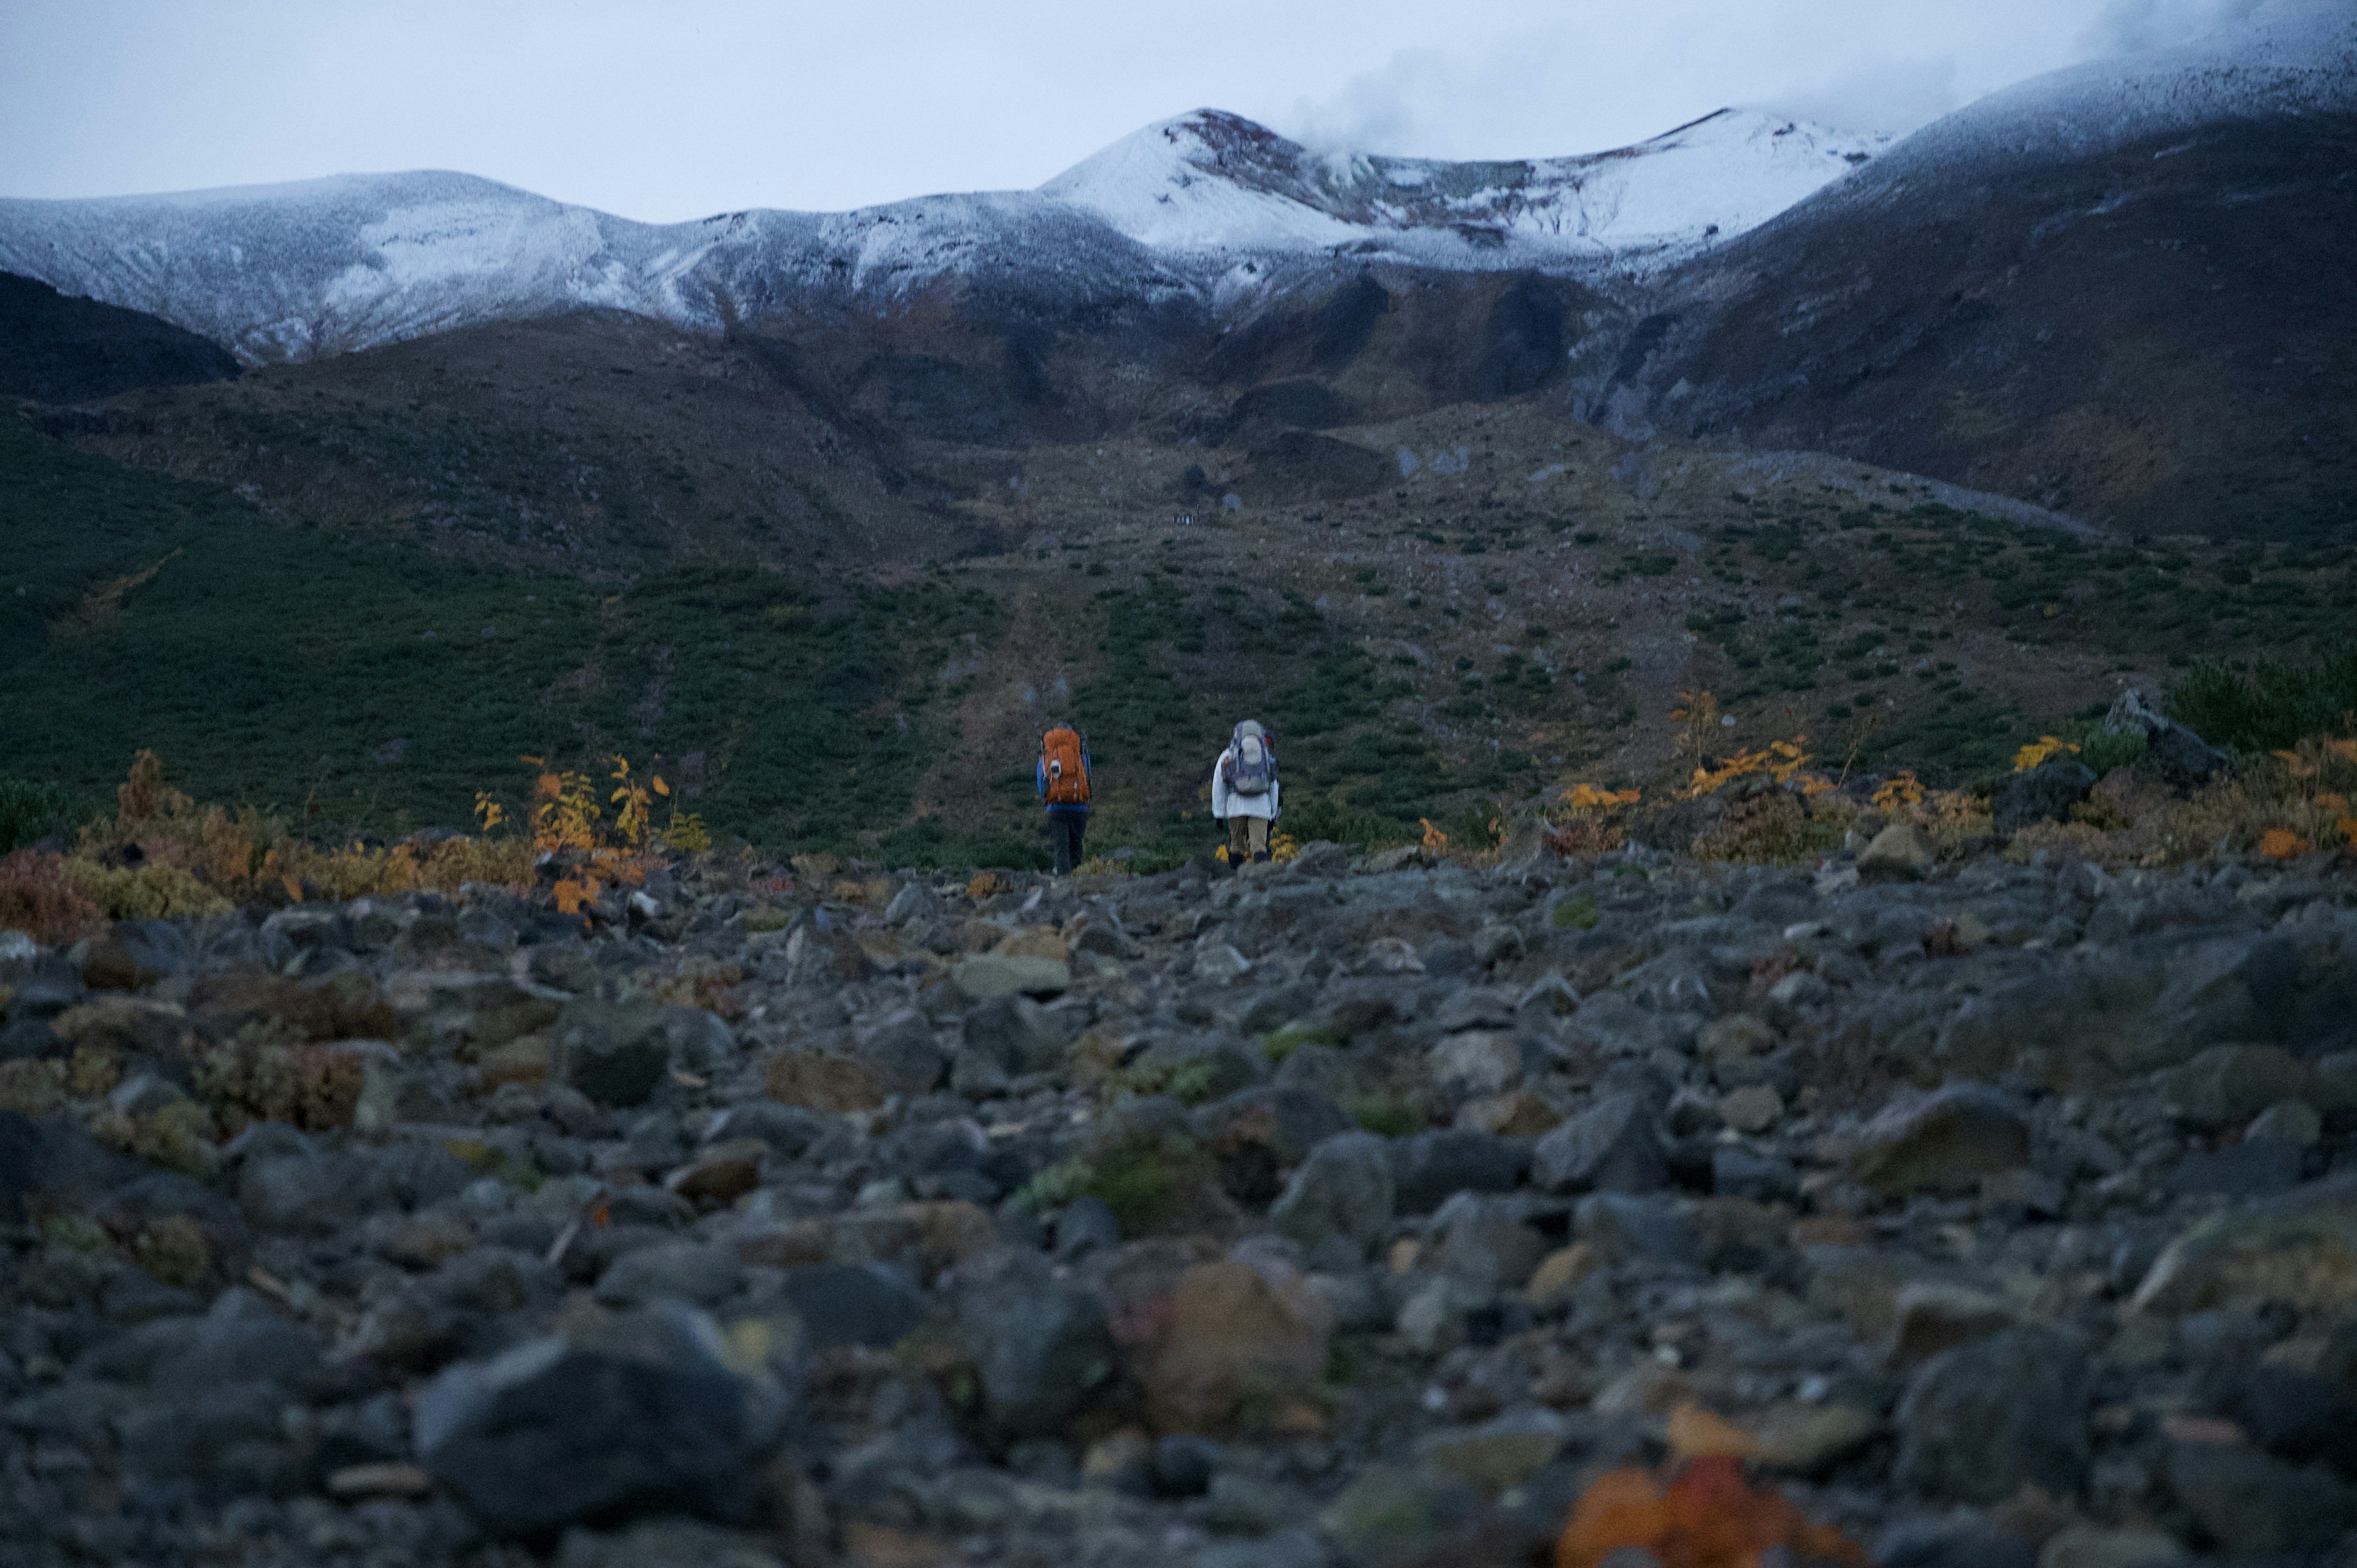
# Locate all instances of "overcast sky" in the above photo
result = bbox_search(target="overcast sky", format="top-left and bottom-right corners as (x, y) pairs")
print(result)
(0, 0), (2308, 222)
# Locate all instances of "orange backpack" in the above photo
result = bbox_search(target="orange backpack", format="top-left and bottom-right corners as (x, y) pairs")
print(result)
(1042, 726), (1090, 806)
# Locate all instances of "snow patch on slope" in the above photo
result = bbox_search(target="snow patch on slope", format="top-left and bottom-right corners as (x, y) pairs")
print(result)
(1851, 6), (2356, 182)
(1041, 107), (1886, 272)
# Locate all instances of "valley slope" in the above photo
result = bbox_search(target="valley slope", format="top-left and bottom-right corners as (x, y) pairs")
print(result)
(5, 28), (2356, 861)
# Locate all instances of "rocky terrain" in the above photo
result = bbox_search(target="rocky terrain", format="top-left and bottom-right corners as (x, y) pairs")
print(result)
(6, 824), (2357, 1567)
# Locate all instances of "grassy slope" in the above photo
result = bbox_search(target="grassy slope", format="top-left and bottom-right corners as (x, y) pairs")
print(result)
(1, 413), (1016, 856)
(14, 304), (2356, 863)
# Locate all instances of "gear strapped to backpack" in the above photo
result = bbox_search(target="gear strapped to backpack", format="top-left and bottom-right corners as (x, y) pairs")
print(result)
(1222, 722), (1276, 797)
(1041, 726), (1091, 806)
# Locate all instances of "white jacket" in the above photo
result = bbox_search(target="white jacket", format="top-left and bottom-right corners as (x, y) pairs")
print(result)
(1210, 746), (1281, 821)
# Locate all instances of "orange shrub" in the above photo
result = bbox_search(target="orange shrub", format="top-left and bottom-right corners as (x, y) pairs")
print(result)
(0, 850), (103, 945)
(1556, 1455), (1867, 1568)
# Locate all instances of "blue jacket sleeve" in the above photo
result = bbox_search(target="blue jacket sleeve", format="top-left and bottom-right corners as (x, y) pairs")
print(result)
(1035, 757), (1047, 800)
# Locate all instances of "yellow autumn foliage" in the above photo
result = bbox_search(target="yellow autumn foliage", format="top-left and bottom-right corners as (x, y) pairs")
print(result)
(2013, 736), (2080, 771)
(1682, 738), (1816, 798)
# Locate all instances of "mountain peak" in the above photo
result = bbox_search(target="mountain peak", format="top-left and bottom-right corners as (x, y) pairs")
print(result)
(1040, 103), (1885, 264)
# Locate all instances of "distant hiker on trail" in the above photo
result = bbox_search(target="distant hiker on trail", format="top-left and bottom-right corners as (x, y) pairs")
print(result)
(1037, 724), (1091, 875)
(1211, 719), (1280, 866)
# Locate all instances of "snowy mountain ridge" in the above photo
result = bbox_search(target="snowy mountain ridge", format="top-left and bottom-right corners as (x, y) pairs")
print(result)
(0, 108), (1875, 365)
(2, 9), (2348, 371)
(1040, 107), (1883, 265)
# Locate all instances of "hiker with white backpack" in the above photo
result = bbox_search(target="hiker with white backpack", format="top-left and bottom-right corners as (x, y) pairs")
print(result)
(1210, 719), (1280, 866)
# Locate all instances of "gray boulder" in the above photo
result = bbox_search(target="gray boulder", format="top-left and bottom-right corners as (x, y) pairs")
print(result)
(239, 1151), (374, 1235)
(1426, 1192), (1546, 1291)
(1994, 760), (2099, 836)
(415, 1305), (783, 1538)
(776, 1263), (927, 1350)
(2103, 687), (2231, 786)
(556, 1000), (682, 1107)
(593, 1242), (745, 1309)
(2167, 1438), (2357, 1554)
(1388, 1129), (1528, 1215)
(1849, 1084), (2030, 1195)
(1531, 1092), (1665, 1194)
(857, 1008), (945, 1097)
(1895, 1326), (2089, 1504)
(953, 1247), (1115, 1439)
(1269, 1131), (1395, 1262)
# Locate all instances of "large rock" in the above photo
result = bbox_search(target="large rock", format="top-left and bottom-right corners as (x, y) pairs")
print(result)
(557, 1000), (731, 1108)
(2102, 688), (2230, 787)
(1, 1110), (139, 1225)
(1415, 1408), (1568, 1494)
(1268, 1130), (1393, 1263)
(953, 954), (1070, 1003)
(1426, 1192), (1546, 1291)
(1857, 824), (1934, 881)
(2131, 1178), (2357, 1316)
(1388, 1129), (1528, 1215)
(1433, 1030), (1522, 1096)
(2162, 1043), (2312, 1127)
(961, 994), (1072, 1077)
(1531, 1092), (1665, 1194)
(79, 919), (191, 990)
(239, 1151), (376, 1235)
(854, 1008), (945, 1097)
(762, 1050), (883, 1113)
(1849, 1084), (2030, 1195)
(1884, 1282), (2018, 1367)
(1994, 760), (2098, 836)
(1935, 930), (2342, 1083)
(82, 1293), (327, 1396)
(953, 1247), (1114, 1439)
(2035, 1524), (2188, 1568)
(1140, 1257), (1332, 1434)
(1318, 1464), (1486, 1568)
(778, 1263), (926, 1351)
(1573, 1191), (1698, 1269)
(593, 1242), (745, 1309)
(414, 1305), (783, 1538)
(1895, 1326), (2090, 1505)
(2166, 1439), (2357, 1554)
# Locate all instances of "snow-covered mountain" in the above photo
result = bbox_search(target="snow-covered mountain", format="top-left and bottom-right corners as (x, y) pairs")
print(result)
(1043, 108), (1879, 266)
(0, 108), (1876, 365)
(7, 7), (2345, 374)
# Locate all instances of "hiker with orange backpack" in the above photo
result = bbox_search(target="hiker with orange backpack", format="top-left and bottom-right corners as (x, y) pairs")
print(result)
(1037, 724), (1092, 874)
(1210, 719), (1280, 867)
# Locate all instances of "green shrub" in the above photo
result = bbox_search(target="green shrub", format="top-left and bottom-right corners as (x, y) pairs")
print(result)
(1279, 794), (1414, 851)
(0, 779), (84, 854)
(2166, 641), (2357, 752)
(58, 859), (233, 919)
(2076, 725), (2149, 776)
(1020, 1130), (1215, 1236)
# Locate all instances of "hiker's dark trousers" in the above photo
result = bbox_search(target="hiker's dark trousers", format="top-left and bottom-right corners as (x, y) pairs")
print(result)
(1047, 811), (1086, 875)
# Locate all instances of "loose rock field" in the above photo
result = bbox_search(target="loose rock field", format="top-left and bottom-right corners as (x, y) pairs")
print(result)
(5, 838), (2356, 1566)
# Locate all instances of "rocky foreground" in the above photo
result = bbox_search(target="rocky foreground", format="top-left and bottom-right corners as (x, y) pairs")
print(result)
(4, 838), (2357, 1568)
